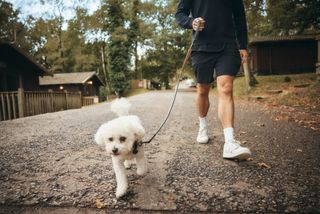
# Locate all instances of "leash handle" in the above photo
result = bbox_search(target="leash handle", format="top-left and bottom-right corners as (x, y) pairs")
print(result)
(193, 18), (201, 43)
(143, 19), (201, 144)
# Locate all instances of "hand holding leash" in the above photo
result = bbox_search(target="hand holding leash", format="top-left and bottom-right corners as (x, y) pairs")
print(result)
(192, 17), (205, 31)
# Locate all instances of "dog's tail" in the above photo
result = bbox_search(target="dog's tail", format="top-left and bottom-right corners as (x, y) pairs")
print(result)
(111, 98), (131, 116)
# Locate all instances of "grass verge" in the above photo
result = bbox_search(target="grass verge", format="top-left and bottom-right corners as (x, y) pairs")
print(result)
(232, 73), (319, 112)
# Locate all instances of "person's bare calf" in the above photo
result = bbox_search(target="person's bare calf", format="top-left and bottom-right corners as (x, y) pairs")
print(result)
(217, 75), (251, 160)
(196, 83), (210, 144)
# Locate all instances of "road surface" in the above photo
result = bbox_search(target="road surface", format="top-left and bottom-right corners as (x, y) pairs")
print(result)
(0, 90), (319, 213)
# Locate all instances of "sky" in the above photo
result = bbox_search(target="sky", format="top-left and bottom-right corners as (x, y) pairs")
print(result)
(6, 0), (100, 22)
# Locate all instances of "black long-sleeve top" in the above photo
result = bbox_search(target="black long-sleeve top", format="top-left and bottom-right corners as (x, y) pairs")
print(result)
(175, 0), (248, 50)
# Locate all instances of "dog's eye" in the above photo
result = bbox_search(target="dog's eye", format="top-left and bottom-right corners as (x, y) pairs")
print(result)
(119, 136), (126, 142)
(108, 137), (113, 142)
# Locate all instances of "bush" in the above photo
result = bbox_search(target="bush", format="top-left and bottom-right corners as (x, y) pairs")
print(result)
(99, 86), (109, 101)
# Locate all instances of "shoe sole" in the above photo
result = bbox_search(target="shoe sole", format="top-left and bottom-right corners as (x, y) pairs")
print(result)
(198, 140), (209, 144)
(197, 138), (209, 144)
(223, 152), (251, 160)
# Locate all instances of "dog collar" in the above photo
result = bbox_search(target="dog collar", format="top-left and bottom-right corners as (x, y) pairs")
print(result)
(132, 141), (143, 154)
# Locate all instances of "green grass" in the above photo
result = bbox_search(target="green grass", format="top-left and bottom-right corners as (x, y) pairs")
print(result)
(231, 73), (320, 111)
(232, 73), (316, 96)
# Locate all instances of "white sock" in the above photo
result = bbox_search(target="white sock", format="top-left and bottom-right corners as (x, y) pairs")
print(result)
(223, 127), (234, 143)
(199, 117), (207, 129)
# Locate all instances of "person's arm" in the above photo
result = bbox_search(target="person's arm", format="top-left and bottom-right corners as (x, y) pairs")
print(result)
(175, 0), (194, 29)
(232, 0), (248, 50)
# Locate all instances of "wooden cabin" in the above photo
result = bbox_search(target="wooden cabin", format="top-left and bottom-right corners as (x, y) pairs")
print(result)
(0, 42), (48, 92)
(250, 35), (319, 75)
(39, 72), (103, 96)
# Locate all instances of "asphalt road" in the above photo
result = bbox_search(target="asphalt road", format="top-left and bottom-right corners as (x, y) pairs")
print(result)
(0, 90), (319, 213)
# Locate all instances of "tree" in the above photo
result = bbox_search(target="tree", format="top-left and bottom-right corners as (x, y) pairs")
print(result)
(0, 0), (19, 41)
(0, 0), (34, 52)
(64, 8), (99, 73)
(139, 0), (192, 88)
(243, 0), (270, 37)
(104, 0), (132, 96)
(266, 0), (320, 35)
(128, 0), (141, 79)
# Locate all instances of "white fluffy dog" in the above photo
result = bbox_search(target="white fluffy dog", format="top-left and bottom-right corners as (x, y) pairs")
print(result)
(94, 98), (147, 198)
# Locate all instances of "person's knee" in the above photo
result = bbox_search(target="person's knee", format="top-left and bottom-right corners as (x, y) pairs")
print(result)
(218, 81), (233, 96)
(197, 84), (210, 96)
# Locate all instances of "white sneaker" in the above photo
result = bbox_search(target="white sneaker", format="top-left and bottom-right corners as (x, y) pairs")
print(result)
(197, 127), (209, 144)
(223, 140), (251, 160)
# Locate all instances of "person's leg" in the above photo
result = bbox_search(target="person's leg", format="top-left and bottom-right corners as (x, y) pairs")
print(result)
(214, 42), (251, 159)
(196, 83), (211, 143)
(217, 75), (234, 129)
(191, 51), (215, 144)
(216, 75), (251, 159)
(197, 83), (211, 118)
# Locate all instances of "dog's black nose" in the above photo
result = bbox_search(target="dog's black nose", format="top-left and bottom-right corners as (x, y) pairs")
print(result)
(112, 148), (118, 154)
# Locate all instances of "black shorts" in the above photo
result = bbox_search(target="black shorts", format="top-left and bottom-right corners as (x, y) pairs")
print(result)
(191, 42), (241, 84)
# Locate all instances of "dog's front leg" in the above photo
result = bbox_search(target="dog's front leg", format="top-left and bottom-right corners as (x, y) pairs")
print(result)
(112, 157), (128, 198)
(135, 147), (147, 175)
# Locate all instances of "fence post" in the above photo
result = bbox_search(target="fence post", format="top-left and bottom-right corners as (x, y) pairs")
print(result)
(79, 91), (82, 108)
(316, 35), (320, 81)
(243, 61), (251, 92)
(64, 90), (69, 109)
(48, 89), (54, 112)
(17, 88), (25, 118)
(243, 52), (256, 92)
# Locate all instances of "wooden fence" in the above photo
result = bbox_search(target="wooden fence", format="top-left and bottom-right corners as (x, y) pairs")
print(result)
(82, 96), (99, 106)
(0, 88), (82, 121)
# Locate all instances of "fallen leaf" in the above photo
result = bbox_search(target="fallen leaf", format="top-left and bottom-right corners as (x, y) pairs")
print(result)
(167, 193), (175, 201)
(96, 199), (105, 209)
(257, 162), (272, 169)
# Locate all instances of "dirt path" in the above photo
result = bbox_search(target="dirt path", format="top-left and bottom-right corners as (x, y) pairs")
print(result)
(0, 91), (319, 213)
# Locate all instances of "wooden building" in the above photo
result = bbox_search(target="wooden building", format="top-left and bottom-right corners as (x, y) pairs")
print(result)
(250, 35), (319, 75)
(39, 72), (103, 96)
(0, 42), (48, 92)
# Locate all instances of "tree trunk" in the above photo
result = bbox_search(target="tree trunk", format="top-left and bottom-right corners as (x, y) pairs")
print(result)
(243, 55), (256, 91)
(101, 45), (112, 93)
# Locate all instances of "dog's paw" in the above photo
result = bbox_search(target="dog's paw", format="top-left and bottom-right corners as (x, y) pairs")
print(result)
(137, 166), (147, 175)
(116, 187), (128, 198)
(124, 160), (132, 169)
(136, 159), (147, 175)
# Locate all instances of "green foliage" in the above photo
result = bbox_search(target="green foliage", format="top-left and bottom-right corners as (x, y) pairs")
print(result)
(139, 0), (191, 88)
(243, 0), (270, 37)
(104, 0), (132, 97)
(99, 86), (109, 99)
(0, 0), (19, 41)
(2, 0), (319, 96)
(267, 0), (320, 35)
(0, 0), (34, 52)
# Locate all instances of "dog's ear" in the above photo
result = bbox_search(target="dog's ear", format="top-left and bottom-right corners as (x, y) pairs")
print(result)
(94, 126), (105, 146)
(134, 125), (145, 141)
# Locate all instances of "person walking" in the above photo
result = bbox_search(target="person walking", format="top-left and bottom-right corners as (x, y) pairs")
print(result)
(175, 0), (251, 160)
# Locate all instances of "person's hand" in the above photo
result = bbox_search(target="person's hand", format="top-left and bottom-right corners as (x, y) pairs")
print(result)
(240, 49), (248, 64)
(192, 17), (205, 31)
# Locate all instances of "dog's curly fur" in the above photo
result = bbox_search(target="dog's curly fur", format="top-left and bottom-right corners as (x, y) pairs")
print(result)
(95, 98), (147, 198)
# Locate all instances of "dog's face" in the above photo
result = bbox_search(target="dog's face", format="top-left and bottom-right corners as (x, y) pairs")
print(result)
(95, 115), (145, 157)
